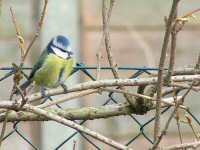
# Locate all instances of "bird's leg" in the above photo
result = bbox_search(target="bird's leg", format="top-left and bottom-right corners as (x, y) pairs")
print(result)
(41, 86), (47, 98)
(60, 83), (68, 93)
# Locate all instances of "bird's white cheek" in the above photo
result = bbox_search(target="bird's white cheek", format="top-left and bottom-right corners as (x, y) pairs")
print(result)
(51, 47), (68, 59)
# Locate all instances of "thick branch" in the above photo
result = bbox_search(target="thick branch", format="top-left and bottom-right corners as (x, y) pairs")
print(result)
(0, 96), (185, 122)
(0, 103), (134, 122)
(0, 101), (131, 150)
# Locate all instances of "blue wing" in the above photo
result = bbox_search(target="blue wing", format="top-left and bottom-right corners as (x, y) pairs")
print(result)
(17, 50), (48, 92)
(29, 50), (48, 80)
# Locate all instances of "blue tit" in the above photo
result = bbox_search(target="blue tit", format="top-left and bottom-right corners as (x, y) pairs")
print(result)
(20, 35), (74, 92)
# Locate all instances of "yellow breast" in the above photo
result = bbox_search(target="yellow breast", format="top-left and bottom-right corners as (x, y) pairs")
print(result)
(33, 54), (73, 88)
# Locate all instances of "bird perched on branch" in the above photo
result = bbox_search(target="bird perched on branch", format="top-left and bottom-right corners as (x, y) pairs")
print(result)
(18, 35), (74, 96)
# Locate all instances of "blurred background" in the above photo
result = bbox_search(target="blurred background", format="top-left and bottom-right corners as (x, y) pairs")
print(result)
(1, 0), (200, 149)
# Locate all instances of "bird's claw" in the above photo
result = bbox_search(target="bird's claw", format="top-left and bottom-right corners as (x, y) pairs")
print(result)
(61, 83), (68, 93)
(41, 87), (47, 98)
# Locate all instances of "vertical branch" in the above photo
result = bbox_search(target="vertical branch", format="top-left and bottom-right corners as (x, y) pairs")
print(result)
(10, 7), (26, 61)
(102, 0), (118, 78)
(153, 50), (200, 148)
(195, 53), (200, 69)
(0, 111), (8, 148)
(96, 36), (104, 80)
(22, 0), (48, 64)
(154, 0), (180, 143)
(174, 88), (184, 148)
(166, 9), (178, 81)
(73, 140), (76, 150)
(96, 52), (102, 80)
(152, 82), (193, 149)
(96, 0), (115, 80)
(175, 111), (183, 145)
(102, 0), (135, 107)
(0, 7), (26, 148)
(0, 1), (48, 148)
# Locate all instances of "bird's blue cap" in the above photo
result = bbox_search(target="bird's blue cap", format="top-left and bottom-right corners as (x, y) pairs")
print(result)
(55, 35), (70, 47)
(47, 35), (71, 51)
(47, 35), (73, 58)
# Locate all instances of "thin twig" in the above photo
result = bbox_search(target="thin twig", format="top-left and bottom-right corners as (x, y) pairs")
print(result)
(73, 140), (76, 150)
(154, 0), (180, 143)
(163, 141), (200, 150)
(102, 0), (141, 108)
(151, 67), (200, 77)
(15, 85), (27, 108)
(102, 88), (186, 109)
(37, 89), (98, 108)
(152, 80), (194, 149)
(170, 83), (200, 91)
(0, 70), (19, 148)
(0, 111), (8, 148)
(37, 87), (186, 110)
(96, 0), (114, 80)
(102, 0), (118, 78)
(195, 53), (200, 69)
(10, 7), (26, 61)
(173, 88), (183, 147)
(16, 75), (200, 103)
(181, 7), (200, 18)
(22, 0), (48, 63)
(191, 53), (200, 92)
(185, 114), (200, 140)
(96, 52), (102, 80)
(175, 111), (183, 146)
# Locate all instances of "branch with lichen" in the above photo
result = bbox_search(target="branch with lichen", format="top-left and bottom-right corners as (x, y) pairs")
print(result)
(0, 95), (185, 122)
(0, 101), (132, 150)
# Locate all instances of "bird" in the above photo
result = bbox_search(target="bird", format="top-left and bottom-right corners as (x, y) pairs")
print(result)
(18, 35), (74, 96)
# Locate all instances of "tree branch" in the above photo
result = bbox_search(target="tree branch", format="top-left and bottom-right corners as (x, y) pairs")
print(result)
(163, 141), (200, 150)
(0, 101), (131, 150)
(0, 96), (185, 122)
(102, 0), (135, 108)
(18, 75), (200, 103)
(22, 0), (48, 62)
(154, 0), (180, 143)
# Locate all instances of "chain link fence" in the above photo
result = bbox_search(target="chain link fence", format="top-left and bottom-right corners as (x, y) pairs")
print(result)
(0, 63), (199, 149)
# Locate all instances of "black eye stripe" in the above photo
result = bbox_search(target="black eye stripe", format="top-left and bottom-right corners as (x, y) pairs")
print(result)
(51, 44), (73, 56)
(60, 48), (66, 52)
